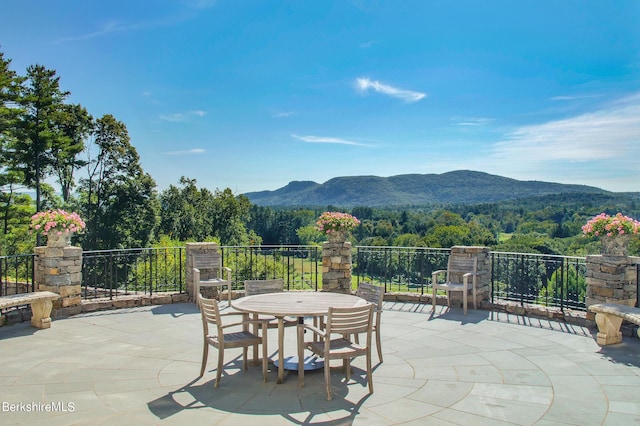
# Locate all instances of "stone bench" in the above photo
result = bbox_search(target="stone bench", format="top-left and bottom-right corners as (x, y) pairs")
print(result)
(0, 291), (60, 329)
(589, 303), (640, 346)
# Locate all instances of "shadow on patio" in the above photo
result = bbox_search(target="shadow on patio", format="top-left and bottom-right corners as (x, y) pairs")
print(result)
(2, 300), (640, 425)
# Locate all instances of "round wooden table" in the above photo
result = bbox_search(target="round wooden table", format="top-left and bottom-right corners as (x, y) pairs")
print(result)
(232, 291), (367, 383)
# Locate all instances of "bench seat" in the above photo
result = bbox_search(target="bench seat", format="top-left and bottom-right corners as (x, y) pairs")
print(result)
(0, 291), (60, 329)
(589, 303), (640, 346)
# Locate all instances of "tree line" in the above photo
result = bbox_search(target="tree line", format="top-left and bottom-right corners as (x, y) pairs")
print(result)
(1, 49), (638, 256)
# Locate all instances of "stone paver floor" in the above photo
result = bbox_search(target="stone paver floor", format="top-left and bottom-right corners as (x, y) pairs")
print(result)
(2, 300), (640, 425)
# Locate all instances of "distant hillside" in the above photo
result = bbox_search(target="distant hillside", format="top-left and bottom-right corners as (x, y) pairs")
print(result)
(244, 170), (612, 207)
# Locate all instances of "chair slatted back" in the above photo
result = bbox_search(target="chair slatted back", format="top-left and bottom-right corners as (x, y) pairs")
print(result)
(446, 256), (477, 283)
(199, 295), (222, 336)
(326, 304), (373, 336)
(193, 252), (223, 279)
(356, 282), (384, 311)
(244, 279), (284, 296)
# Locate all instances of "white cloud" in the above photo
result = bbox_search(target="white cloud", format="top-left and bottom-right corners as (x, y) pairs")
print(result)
(551, 94), (600, 101)
(355, 78), (426, 103)
(453, 117), (494, 126)
(159, 110), (207, 122)
(494, 94), (640, 163)
(292, 134), (366, 146)
(477, 92), (640, 190)
(165, 148), (206, 155)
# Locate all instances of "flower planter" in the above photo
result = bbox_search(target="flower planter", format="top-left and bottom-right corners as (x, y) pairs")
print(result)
(601, 235), (631, 256)
(47, 232), (73, 248)
(327, 231), (346, 243)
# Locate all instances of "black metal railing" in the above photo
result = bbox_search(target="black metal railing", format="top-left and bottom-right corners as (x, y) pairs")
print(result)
(0, 254), (35, 296)
(219, 245), (320, 291)
(354, 246), (450, 293)
(82, 247), (185, 299)
(490, 251), (587, 311)
(2, 245), (591, 311)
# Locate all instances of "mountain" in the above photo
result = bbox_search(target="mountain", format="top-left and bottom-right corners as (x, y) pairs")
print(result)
(243, 170), (612, 207)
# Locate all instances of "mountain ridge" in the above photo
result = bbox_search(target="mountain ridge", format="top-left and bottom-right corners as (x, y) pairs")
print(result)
(243, 170), (614, 207)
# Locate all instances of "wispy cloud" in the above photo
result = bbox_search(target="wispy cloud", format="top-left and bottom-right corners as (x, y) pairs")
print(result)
(480, 93), (640, 189)
(165, 148), (206, 156)
(494, 94), (640, 162)
(159, 110), (207, 122)
(53, 21), (132, 43)
(292, 134), (366, 146)
(53, 2), (217, 44)
(551, 94), (600, 101)
(355, 78), (426, 103)
(453, 117), (494, 126)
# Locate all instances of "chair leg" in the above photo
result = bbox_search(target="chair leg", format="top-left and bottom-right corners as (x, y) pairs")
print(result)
(473, 285), (477, 310)
(262, 334), (268, 383)
(375, 329), (383, 363)
(344, 359), (351, 381)
(242, 347), (248, 371)
(432, 285), (437, 311)
(325, 359), (333, 400)
(463, 288), (468, 315)
(215, 348), (224, 388)
(367, 350), (373, 394)
(252, 314), (259, 365)
(200, 341), (209, 377)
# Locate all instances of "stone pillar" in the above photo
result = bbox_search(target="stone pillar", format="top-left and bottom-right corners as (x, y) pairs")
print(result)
(34, 245), (82, 311)
(585, 255), (640, 317)
(447, 246), (491, 307)
(186, 242), (220, 301)
(322, 240), (352, 293)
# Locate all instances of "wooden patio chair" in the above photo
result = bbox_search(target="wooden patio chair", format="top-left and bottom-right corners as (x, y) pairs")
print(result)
(198, 295), (268, 388)
(193, 251), (232, 305)
(431, 255), (478, 315)
(243, 279), (297, 362)
(355, 282), (384, 362)
(297, 303), (374, 400)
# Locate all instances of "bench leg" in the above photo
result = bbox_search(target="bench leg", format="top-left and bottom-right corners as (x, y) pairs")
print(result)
(594, 313), (623, 345)
(30, 299), (54, 329)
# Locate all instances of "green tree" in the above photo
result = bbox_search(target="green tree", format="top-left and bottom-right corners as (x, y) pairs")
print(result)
(159, 177), (256, 245)
(78, 114), (158, 249)
(0, 50), (31, 252)
(11, 65), (69, 213)
(51, 103), (92, 202)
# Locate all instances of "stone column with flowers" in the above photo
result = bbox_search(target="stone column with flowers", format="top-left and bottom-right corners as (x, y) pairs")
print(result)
(317, 212), (360, 294)
(583, 213), (640, 320)
(31, 210), (86, 314)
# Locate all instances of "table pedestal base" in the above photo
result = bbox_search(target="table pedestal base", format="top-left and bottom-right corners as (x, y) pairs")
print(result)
(274, 355), (324, 371)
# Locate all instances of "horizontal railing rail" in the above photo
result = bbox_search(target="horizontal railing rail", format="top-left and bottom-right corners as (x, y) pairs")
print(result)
(0, 254), (35, 297)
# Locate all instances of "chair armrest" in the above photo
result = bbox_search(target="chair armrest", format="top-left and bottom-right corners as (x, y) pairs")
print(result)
(298, 323), (325, 339)
(432, 270), (447, 282)
(220, 319), (270, 330)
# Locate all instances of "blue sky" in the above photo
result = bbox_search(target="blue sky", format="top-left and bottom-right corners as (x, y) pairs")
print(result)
(1, 0), (639, 194)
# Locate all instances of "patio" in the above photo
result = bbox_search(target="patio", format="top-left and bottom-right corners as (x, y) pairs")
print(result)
(2, 300), (640, 425)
